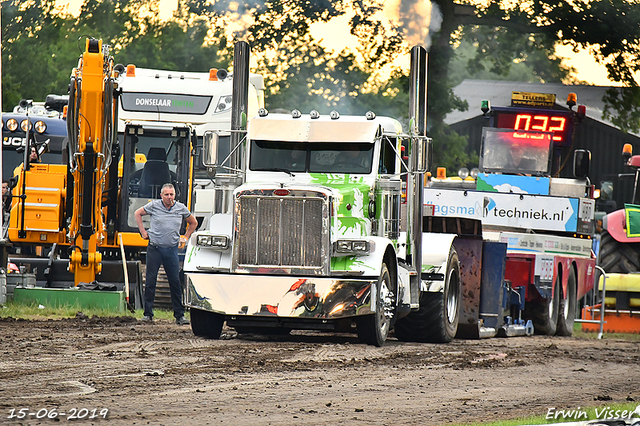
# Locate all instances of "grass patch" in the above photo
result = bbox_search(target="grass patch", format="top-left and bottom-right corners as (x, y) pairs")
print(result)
(461, 402), (639, 426)
(573, 322), (640, 341)
(0, 299), (179, 321)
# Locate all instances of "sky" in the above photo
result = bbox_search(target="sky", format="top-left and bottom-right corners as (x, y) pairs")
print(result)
(56, 0), (618, 86)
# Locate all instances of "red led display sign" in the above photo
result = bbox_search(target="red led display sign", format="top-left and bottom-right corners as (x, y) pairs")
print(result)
(495, 109), (572, 145)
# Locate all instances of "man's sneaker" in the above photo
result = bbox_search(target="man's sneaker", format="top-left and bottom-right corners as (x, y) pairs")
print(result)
(140, 315), (153, 322)
(175, 316), (190, 325)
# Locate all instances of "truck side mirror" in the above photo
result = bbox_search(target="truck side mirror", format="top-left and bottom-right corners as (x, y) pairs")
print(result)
(202, 131), (220, 171)
(573, 149), (591, 179)
(412, 137), (431, 173)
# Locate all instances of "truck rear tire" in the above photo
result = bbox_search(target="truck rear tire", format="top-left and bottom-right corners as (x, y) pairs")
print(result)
(597, 230), (640, 273)
(190, 308), (224, 339)
(529, 274), (560, 335)
(356, 264), (394, 347)
(394, 249), (461, 343)
(556, 268), (577, 336)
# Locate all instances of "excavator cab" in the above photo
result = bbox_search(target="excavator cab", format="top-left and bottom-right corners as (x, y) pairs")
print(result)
(118, 123), (194, 235)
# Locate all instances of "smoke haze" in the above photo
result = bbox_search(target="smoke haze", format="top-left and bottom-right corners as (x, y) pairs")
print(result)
(398, 0), (442, 49)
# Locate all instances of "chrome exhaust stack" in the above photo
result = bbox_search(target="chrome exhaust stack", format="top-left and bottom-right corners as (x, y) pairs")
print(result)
(406, 45), (428, 299)
(229, 40), (250, 171)
(212, 41), (250, 214)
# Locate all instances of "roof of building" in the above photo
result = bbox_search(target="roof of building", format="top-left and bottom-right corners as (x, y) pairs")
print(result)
(444, 79), (634, 135)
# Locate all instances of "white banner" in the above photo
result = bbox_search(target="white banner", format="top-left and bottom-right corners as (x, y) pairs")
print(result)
(424, 188), (594, 234)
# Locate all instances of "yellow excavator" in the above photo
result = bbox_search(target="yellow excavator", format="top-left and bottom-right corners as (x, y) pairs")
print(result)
(8, 38), (152, 304)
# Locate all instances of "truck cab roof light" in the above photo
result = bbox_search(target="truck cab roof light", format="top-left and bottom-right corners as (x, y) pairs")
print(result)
(258, 108), (268, 117)
(310, 110), (320, 119)
(436, 167), (446, 179)
(365, 111), (376, 120)
(209, 68), (218, 81)
(567, 92), (577, 108)
(126, 64), (135, 77)
(623, 143), (633, 165)
(481, 99), (491, 115)
(217, 69), (228, 80)
(330, 110), (340, 120)
(291, 109), (302, 119)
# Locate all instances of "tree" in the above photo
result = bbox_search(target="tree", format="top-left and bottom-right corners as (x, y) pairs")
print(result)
(1, 0), (235, 110)
(180, 0), (405, 116)
(1, 0), (78, 110)
(425, 0), (640, 134)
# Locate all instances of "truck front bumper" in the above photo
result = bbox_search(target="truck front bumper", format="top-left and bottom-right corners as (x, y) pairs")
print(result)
(185, 272), (377, 319)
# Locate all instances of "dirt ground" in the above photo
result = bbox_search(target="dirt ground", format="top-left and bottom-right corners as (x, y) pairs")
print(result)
(0, 316), (638, 426)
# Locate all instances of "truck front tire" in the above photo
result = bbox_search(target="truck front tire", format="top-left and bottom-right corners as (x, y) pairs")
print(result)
(190, 308), (224, 339)
(357, 264), (394, 347)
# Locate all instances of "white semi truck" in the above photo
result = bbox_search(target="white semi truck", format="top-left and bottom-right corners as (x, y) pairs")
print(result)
(182, 46), (531, 345)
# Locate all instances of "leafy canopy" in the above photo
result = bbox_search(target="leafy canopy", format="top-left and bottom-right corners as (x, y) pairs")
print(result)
(2, 0), (640, 170)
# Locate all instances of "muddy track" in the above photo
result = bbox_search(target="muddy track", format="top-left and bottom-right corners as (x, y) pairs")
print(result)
(0, 316), (638, 425)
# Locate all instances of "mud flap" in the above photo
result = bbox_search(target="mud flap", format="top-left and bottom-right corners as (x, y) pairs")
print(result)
(8, 257), (143, 309)
(456, 240), (507, 338)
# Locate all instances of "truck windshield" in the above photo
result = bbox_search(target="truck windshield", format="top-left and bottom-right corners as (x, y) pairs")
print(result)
(479, 128), (553, 175)
(250, 140), (374, 174)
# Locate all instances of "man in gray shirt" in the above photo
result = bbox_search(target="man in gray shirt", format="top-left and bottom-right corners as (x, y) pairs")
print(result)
(135, 183), (198, 325)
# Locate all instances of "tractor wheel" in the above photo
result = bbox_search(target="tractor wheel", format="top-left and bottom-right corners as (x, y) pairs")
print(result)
(394, 248), (461, 343)
(556, 267), (577, 336)
(529, 273), (560, 336)
(190, 308), (224, 339)
(597, 230), (640, 273)
(356, 264), (394, 347)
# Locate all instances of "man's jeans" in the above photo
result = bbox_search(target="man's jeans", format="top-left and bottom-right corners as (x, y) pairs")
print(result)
(144, 244), (185, 319)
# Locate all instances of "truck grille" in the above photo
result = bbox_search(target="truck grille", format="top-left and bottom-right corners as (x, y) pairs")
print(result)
(235, 195), (327, 271)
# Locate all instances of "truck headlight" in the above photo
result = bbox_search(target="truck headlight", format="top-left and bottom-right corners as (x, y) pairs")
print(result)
(196, 234), (229, 249)
(352, 241), (368, 252)
(334, 239), (373, 255)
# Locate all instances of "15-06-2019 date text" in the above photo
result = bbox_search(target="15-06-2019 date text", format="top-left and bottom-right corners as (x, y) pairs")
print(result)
(7, 408), (109, 420)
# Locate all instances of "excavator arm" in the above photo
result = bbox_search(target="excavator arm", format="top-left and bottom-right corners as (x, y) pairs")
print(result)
(66, 38), (119, 286)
